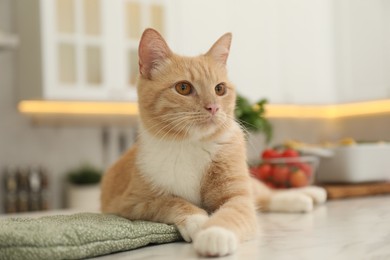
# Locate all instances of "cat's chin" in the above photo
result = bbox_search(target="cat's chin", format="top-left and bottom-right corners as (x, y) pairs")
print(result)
(190, 120), (231, 141)
(180, 123), (214, 141)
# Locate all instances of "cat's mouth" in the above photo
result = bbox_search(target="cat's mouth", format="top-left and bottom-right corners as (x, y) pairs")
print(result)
(195, 113), (225, 128)
(198, 119), (216, 128)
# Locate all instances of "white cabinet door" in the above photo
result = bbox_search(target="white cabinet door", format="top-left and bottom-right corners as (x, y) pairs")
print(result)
(113, 0), (171, 101)
(43, 0), (109, 100)
(18, 0), (170, 102)
(229, 0), (337, 104)
(333, 0), (389, 103)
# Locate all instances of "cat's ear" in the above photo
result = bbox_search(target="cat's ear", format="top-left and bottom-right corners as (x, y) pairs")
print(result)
(138, 28), (172, 78)
(206, 33), (232, 65)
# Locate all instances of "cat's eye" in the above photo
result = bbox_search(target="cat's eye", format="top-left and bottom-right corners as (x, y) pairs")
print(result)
(175, 81), (193, 96)
(215, 83), (227, 96)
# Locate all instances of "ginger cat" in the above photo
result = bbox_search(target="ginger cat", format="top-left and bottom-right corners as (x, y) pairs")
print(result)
(101, 28), (326, 257)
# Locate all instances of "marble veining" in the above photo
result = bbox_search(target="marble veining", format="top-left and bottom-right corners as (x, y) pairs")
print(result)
(94, 195), (390, 260)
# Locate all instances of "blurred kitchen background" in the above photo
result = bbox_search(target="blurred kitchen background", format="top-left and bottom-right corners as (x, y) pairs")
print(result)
(0, 0), (389, 214)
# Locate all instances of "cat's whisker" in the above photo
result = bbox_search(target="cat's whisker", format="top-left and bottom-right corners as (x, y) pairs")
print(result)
(156, 115), (197, 144)
(225, 114), (258, 154)
(150, 111), (204, 121)
(216, 116), (230, 131)
(153, 117), (192, 143)
(137, 119), (185, 147)
(137, 118), (180, 138)
(140, 112), (201, 132)
(153, 116), (188, 136)
(183, 121), (196, 141)
(171, 114), (215, 141)
(167, 120), (194, 143)
(225, 114), (249, 134)
(152, 123), (185, 148)
(170, 117), (192, 140)
(172, 121), (193, 143)
(141, 112), (200, 138)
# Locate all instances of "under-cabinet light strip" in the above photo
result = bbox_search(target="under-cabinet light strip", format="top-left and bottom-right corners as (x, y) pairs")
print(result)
(265, 99), (390, 119)
(18, 101), (139, 115)
(18, 99), (390, 119)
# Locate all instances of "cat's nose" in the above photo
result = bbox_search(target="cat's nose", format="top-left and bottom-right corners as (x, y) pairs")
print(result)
(204, 104), (220, 115)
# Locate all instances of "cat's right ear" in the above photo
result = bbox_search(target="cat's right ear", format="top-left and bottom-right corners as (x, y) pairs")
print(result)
(138, 28), (172, 79)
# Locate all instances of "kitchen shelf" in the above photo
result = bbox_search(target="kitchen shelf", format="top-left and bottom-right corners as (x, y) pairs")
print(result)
(18, 100), (139, 127)
(17, 99), (390, 122)
(0, 34), (19, 50)
(266, 99), (390, 119)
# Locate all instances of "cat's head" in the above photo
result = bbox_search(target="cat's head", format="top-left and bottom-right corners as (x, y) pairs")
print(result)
(137, 28), (236, 141)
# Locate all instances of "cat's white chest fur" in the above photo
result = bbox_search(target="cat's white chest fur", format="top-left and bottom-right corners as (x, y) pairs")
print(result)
(137, 132), (220, 206)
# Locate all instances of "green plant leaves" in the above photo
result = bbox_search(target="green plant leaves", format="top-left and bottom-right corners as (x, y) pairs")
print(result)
(235, 94), (273, 143)
(67, 164), (102, 185)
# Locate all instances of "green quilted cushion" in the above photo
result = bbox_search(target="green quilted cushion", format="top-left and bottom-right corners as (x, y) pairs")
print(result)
(0, 213), (182, 260)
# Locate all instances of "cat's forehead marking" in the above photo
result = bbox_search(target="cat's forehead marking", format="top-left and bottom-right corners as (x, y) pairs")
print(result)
(184, 57), (219, 86)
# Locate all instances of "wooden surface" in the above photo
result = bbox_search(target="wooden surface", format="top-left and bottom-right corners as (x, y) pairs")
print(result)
(321, 182), (390, 199)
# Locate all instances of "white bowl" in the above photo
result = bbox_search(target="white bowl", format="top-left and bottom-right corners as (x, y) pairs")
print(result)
(316, 143), (390, 183)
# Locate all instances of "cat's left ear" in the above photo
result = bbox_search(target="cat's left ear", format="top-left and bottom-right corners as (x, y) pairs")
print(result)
(206, 33), (232, 65)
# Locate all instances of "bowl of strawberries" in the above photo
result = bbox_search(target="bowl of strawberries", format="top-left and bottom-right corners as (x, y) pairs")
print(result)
(250, 147), (319, 189)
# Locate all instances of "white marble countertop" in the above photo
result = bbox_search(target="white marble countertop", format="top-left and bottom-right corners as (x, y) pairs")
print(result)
(2, 196), (389, 259)
(94, 195), (390, 260)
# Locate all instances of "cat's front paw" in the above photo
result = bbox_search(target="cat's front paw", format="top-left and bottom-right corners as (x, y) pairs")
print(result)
(193, 227), (238, 257)
(177, 214), (209, 242)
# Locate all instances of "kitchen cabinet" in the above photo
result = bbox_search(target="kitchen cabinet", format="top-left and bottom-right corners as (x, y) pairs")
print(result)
(230, 0), (337, 104)
(333, 0), (389, 103)
(171, 0), (389, 105)
(0, 33), (19, 51)
(17, 0), (389, 104)
(17, 0), (170, 101)
(271, 0), (389, 104)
